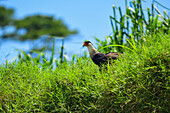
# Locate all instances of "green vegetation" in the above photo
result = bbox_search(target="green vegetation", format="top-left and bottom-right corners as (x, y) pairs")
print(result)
(95, 0), (169, 53)
(13, 15), (77, 41)
(0, 0), (170, 112)
(0, 6), (78, 63)
(0, 6), (14, 29)
(0, 31), (169, 112)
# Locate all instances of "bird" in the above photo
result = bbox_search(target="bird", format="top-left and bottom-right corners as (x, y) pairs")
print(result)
(83, 41), (122, 71)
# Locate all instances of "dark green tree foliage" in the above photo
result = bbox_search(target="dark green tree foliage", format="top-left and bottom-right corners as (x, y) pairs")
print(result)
(14, 15), (77, 41)
(0, 6), (14, 28)
(0, 6), (15, 39)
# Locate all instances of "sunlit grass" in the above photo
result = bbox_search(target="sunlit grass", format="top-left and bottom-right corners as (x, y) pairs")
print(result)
(0, 31), (169, 112)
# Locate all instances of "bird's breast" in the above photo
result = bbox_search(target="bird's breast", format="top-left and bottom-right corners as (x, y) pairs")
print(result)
(91, 53), (108, 67)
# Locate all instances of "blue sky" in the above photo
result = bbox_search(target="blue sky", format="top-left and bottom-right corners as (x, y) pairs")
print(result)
(0, 0), (169, 63)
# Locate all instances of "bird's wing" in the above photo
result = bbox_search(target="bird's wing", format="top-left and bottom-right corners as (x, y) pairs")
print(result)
(105, 52), (120, 60)
(92, 53), (108, 67)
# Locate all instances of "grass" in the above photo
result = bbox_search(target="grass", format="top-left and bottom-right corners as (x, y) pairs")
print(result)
(0, 31), (170, 112)
(95, 0), (170, 53)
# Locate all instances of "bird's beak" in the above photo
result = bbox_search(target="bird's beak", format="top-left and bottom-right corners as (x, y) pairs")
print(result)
(82, 42), (85, 47)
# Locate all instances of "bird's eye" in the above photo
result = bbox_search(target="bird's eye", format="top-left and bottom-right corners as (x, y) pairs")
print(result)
(85, 42), (89, 45)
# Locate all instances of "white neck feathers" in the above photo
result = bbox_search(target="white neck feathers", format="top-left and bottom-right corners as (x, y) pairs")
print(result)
(86, 43), (99, 58)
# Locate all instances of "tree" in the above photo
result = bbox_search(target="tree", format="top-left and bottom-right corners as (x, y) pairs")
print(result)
(12, 15), (78, 62)
(0, 6), (14, 38)
(13, 15), (77, 41)
(0, 6), (78, 63)
(0, 6), (14, 28)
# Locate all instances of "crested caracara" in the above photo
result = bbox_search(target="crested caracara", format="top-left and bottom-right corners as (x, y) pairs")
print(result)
(83, 41), (122, 70)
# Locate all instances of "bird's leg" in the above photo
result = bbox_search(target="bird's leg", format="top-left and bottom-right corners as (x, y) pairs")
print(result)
(99, 66), (107, 73)
(99, 67), (102, 72)
(99, 64), (109, 74)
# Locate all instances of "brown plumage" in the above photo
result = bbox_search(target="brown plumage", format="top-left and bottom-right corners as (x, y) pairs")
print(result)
(83, 41), (122, 70)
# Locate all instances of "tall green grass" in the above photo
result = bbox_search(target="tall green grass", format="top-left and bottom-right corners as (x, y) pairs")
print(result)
(95, 0), (170, 53)
(0, 31), (169, 112)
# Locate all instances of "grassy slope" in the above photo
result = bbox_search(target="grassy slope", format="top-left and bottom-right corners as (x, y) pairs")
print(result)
(0, 31), (170, 112)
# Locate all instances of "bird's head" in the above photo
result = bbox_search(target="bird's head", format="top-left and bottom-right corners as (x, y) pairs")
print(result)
(82, 41), (92, 47)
